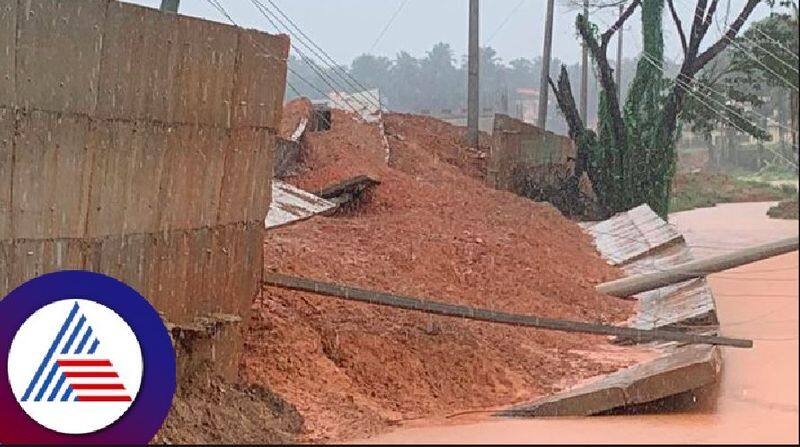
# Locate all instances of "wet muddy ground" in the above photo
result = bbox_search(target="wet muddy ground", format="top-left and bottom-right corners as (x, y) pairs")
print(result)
(355, 202), (799, 444)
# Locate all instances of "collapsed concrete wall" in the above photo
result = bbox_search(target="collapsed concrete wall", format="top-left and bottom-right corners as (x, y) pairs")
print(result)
(488, 114), (576, 191)
(488, 114), (598, 217)
(0, 0), (289, 376)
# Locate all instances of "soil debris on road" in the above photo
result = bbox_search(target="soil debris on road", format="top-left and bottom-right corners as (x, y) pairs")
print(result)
(243, 104), (641, 442)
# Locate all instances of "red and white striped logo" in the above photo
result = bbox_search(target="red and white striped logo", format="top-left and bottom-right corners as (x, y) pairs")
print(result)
(55, 358), (132, 402)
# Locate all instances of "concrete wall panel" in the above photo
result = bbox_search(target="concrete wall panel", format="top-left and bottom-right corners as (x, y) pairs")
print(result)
(158, 126), (225, 231)
(0, 109), (13, 240)
(248, 132), (274, 223)
(15, 0), (106, 115)
(2, 0), (282, 374)
(490, 114), (576, 192)
(0, 1), (17, 108)
(215, 224), (246, 314)
(5, 239), (83, 293)
(0, 241), (11, 296)
(184, 227), (213, 317)
(41, 239), (85, 273)
(171, 16), (237, 127)
(97, 2), (177, 123)
(217, 128), (258, 225)
(9, 240), (45, 293)
(232, 31), (289, 131)
(85, 120), (132, 237)
(13, 112), (92, 240)
(123, 124), (169, 233)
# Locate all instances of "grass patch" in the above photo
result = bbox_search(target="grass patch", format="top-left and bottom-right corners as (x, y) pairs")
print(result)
(740, 164), (799, 182)
(670, 172), (797, 213)
(767, 199), (799, 220)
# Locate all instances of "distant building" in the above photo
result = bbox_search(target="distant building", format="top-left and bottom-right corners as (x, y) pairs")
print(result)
(514, 88), (539, 124)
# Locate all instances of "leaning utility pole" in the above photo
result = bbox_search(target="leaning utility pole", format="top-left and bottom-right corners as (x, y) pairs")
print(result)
(616, 3), (625, 101)
(537, 0), (556, 129)
(616, 3), (624, 99)
(467, 0), (480, 148)
(792, 3), (799, 166)
(580, 0), (589, 124)
(160, 0), (180, 13)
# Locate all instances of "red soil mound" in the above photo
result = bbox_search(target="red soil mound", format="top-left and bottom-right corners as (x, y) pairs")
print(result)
(244, 108), (634, 442)
(384, 113), (490, 180)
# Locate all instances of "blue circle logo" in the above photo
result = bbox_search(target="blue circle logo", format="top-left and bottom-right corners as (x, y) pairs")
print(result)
(0, 271), (176, 444)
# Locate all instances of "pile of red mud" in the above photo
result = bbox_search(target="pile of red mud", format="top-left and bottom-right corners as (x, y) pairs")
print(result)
(243, 101), (635, 442)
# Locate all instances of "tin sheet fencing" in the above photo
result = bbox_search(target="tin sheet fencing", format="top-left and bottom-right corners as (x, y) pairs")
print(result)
(266, 181), (336, 229)
(580, 204), (684, 266)
(501, 204), (722, 417)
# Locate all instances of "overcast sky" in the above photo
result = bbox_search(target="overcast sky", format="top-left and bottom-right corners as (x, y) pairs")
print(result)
(125, 0), (775, 65)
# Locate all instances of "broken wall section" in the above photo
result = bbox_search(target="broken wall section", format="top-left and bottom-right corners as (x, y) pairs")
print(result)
(489, 114), (594, 216)
(0, 0), (289, 378)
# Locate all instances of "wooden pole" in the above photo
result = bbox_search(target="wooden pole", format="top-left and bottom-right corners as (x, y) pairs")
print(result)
(264, 273), (753, 348)
(597, 236), (799, 297)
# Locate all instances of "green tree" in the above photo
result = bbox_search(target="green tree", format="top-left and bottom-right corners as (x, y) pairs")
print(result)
(550, 0), (767, 218)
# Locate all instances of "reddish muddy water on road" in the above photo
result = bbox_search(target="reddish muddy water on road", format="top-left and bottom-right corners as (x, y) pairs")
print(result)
(357, 202), (798, 444)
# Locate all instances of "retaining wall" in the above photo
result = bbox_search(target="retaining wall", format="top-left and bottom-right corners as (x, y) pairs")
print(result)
(488, 114), (576, 192)
(0, 0), (289, 374)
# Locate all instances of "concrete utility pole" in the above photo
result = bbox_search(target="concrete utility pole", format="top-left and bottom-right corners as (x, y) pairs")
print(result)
(597, 236), (800, 298)
(537, 0), (555, 129)
(467, 0), (480, 148)
(792, 3), (799, 166)
(616, 3), (624, 99)
(160, 0), (180, 13)
(580, 0), (589, 124)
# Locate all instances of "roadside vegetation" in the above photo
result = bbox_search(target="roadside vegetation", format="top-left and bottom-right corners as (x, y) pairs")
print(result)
(670, 172), (797, 213)
(768, 199), (799, 220)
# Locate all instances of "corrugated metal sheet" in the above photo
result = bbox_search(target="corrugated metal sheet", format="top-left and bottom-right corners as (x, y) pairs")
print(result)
(265, 180), (335, 229)
(584, 205), (719, 331)
(627, 278), (718, 330)
(502, 205), (723, 417)
(289, 117), (307, 142)
(620, 242), (719, 330)
(581, 204), (684, 266)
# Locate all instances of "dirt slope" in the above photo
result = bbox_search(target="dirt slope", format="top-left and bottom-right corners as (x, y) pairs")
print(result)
(244, 105), (635, 442)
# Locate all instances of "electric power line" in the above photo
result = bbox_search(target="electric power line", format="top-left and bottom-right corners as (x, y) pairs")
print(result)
(245, 0), (370, 117)
(369, 0), (410, 53)
(258, 0), (383, 108)
(205, 0), (331, 102)
(486, 0), (527, 44)
(638, 50), (798, 168)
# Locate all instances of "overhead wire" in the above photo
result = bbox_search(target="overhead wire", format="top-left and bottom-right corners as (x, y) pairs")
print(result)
(244, 0), (369, 117)
(369, 0), (410, 54)
(589, 11), (798, 167)
(675, 0), (800, 87)
(486, 0), (527, 44)
(204, 0), (332, 102)
(257, 0), (383, 109)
